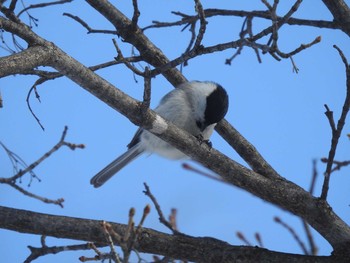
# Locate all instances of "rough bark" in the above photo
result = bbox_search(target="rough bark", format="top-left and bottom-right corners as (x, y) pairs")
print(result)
(322, 0), (350, 36)
(0, 206), (335, 262)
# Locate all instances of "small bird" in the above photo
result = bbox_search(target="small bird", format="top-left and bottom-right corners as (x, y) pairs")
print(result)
(90, 81), (229, 187)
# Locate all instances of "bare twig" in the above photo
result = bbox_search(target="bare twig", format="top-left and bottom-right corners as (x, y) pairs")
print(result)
(300, 160), (319, 256)
(321, 158), (350, 173)
(143, 9), (339, 31)
(290, 56), (300, 73)
(321, 45), (350, 200)
(274, 217), (309, 255)
(63, 13), (118, 35)
(131, 0), (140, 29)
(112, 38), (145, 77)
(17, 0), (73, 17)
(255, 233), (264, 248)
(0, 90), (3, 108)
(1, 126), (84, 183)
(87, 206), (150, 263)
(8, 182), (65, 207)
(102, 221), (121, 263)
(0, 141), (39, 183)
(25, 59), (142, 130)
(0, 126), (84, 206)
(182, 163), (231, 185)
(277, 36), (322, 58)
(26, 78), (46, 130)
(324, 104), (337, 132)
(236, 232), (252, 246)
(262, 0), (279, 49)
(143, 183), (180, 234)
(168, 208), (178, 232)
(25, 242), (102, 263)
(193, 0), (206, 50)
(226, 16), (262, 65)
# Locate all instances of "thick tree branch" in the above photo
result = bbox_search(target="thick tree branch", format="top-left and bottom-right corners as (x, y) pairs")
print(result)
(0, 45), (53, 78)
(0, 206), (334, 262)
(322, 0), (350, 36)
(85, 0), (187, 87)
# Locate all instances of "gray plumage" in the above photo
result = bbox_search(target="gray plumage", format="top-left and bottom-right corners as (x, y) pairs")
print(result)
(90, 81), (228, 187)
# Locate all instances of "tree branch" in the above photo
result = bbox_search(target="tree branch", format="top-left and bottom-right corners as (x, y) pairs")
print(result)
(322, 0), (350, 36)
(0, 206), (334, 262)
(85, 0), (187, 87)
(0, 45), (53, 78)
(144, 9), (340, 31)
(321, 45), (350, 200)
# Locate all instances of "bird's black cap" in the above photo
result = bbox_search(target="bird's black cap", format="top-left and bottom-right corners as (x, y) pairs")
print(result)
(204, 83), (229, 126)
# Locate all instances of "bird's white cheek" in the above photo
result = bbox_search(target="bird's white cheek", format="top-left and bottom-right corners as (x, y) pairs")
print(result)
(149, 115), (168, 135)
(202, 123), (216, 140)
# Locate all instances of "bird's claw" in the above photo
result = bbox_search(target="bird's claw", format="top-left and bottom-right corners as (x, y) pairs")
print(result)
(196, 134), (212, 150)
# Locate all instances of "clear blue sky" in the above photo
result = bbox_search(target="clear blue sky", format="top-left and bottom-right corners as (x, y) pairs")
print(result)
(1, 1), (350, 262)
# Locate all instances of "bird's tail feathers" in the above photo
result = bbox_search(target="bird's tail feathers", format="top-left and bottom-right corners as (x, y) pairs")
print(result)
(90, 145), (143, 188)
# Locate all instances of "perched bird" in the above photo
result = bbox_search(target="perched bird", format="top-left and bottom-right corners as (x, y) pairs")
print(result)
(91, 81), (229, 187)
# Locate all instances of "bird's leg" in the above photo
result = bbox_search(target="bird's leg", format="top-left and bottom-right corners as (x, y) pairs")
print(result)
(195, 134), (212, 149)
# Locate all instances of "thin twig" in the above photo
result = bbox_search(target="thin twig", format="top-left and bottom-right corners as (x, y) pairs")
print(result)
(143, 9), (339, 31)
(274, 217), (309, 255)
(2, 126), (84, 183)
(26, 78), (46, 130)
(25, 242), (103, 263)
(168, 208), (178, 232)
(112, 38), (145, 76)
(182, 163), (231, 185)
(255, 233), (264, 248)
(18, 0), (73, 17)
(0, 126), (84, 206)
(300, 160), (318, 256)
(63, 13), (118, 34)
(193, 0), (206, 50)
(320, 45), (350, 200)
(236, 232), (252, 246)
(262, 0), (279, 49)
(102, 221), (121, 263)
(321, 158), (350, 173)
(8, 182), (65, 207)
(25, 59), (141, 130)
(277, 36), (322, 58)
(143, 183), (180, 234)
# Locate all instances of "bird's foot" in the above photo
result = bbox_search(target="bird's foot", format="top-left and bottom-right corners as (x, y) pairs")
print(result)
(196, 134), (212, 149)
